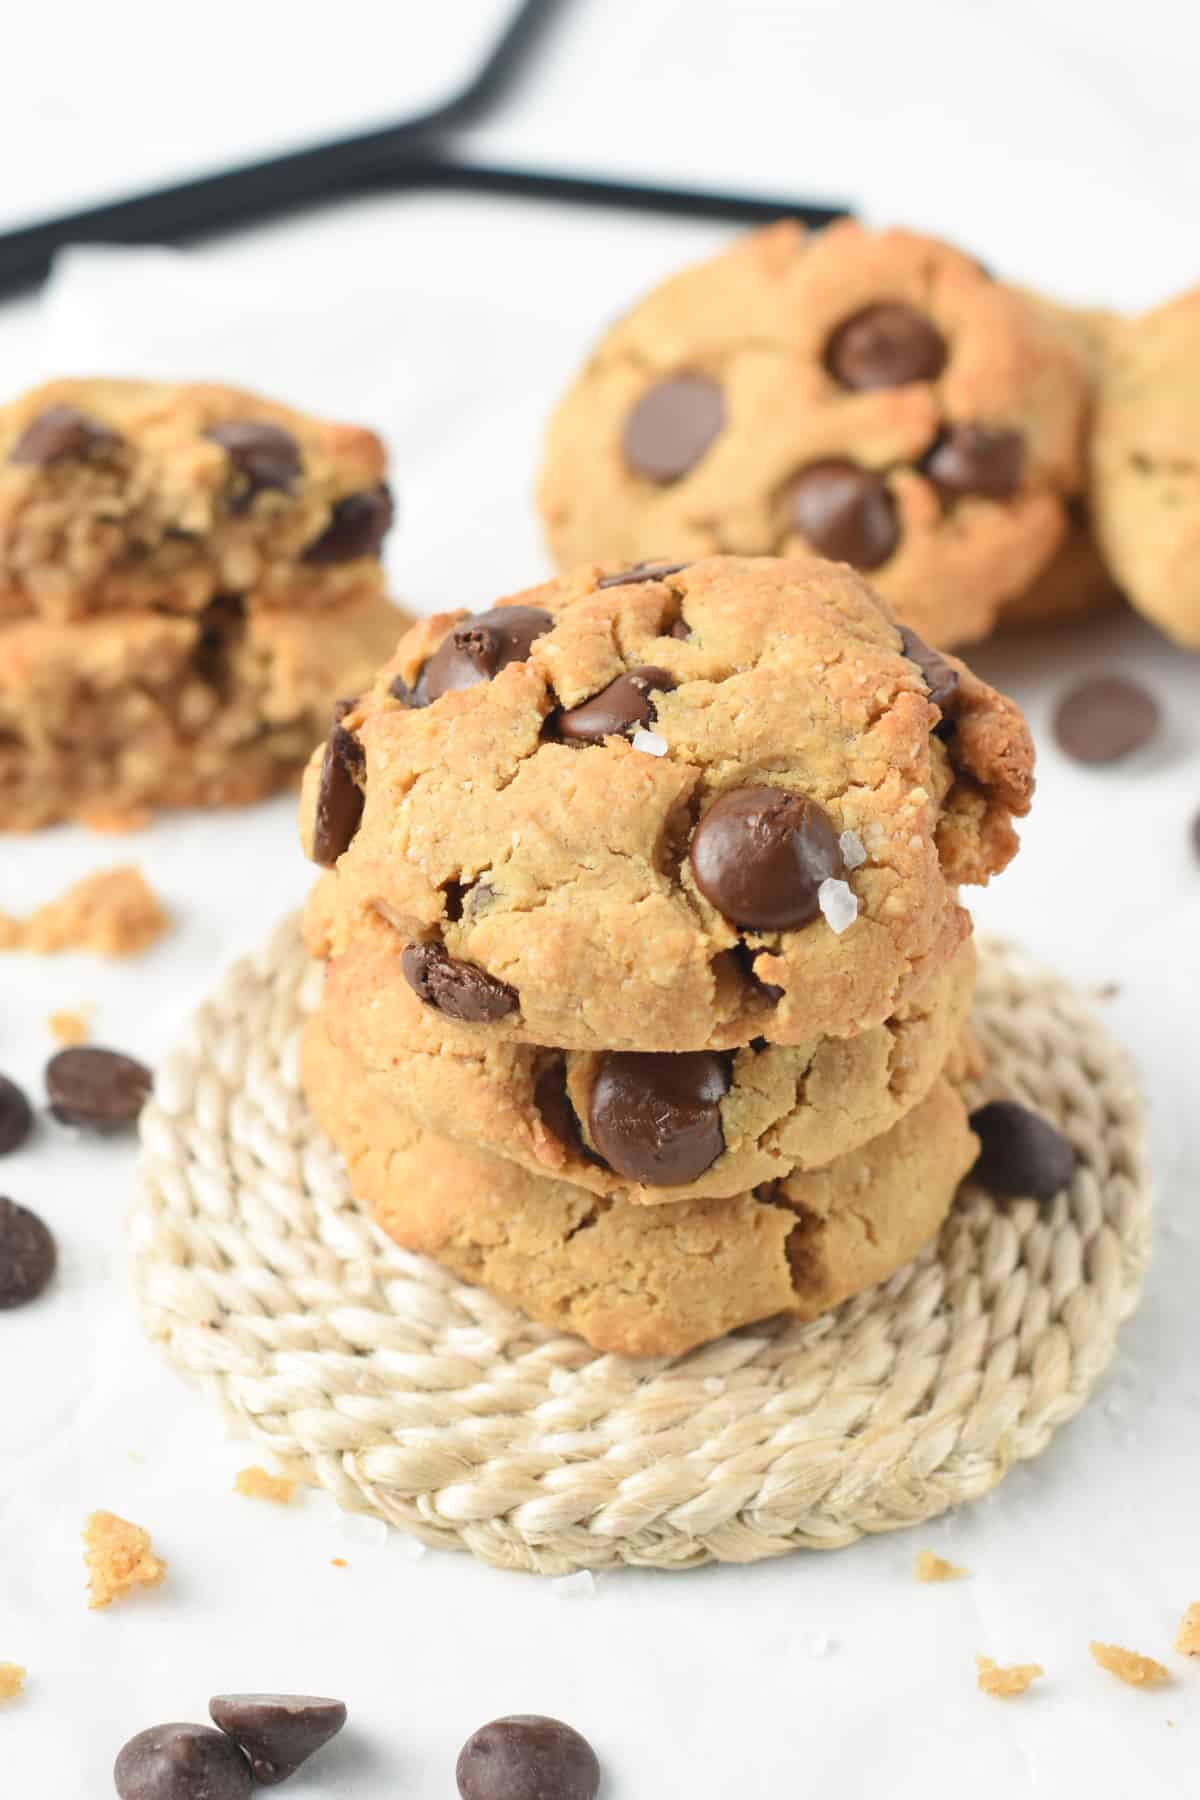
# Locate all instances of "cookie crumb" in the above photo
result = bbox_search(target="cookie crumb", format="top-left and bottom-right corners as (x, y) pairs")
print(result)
(330, 1557), (348, 1569)
(0, 867), (169, 958)
(817, 877), (858, 934)
(1174, 1603), (1200, 1656)
(48, 1008), (92, 1046)
(0, 1664), (26, 1701)
(234, 1465), (297, 1506)
(1089, 1641), (1170, 1686)
(83, 1510), (167, 1609)
(915, 1550), (967, 1582)
(631, 728), (668, 757)
(976, 1655), (1043, 1698)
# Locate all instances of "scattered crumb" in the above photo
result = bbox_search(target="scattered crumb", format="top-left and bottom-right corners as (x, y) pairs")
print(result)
(1094, 981), (1122, 1001)
(916, 1550), (967, 1583)
(0, 867), (169, 958)
(83, 1511), (167, 1609)
(976, 1655), (1044, 1699)
(330, 1558), (348, 1569)
(1175, 1603), (1200, 1656)
(552, 1570), (596, 1601)
(1089, 1641), (1171, 1687)
(0, 1664), (25, 1701)
(48, 1008), (92, 1046)
(234, 1466), (297, 1506)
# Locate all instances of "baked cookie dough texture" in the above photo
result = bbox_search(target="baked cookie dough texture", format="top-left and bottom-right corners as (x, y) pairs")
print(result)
(300, 554), (1033, 1355)
(0, 378), (407, 828)
(538, 221), (1100, 649)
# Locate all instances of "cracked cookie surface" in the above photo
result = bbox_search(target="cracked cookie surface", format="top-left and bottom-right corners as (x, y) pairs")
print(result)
(302, 1014), (977, 1357)
(302, 555), (1032, 1052)
(537, 222), (1089, 648)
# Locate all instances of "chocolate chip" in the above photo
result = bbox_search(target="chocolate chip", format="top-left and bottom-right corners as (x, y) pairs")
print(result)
(1053, 676), (1161, 765)
(302, 485), (393, 563)
(209, 1695), (347, 1787)
(418, 606), (553, 705)
(552, 665), (675, 745)
(456, 1716), (600, 1800)
(311, 724), (365, 866)
(0, 1074), (33, 1155)
(115, 1723), (252, 1800)
(898, 625), (960, 717)
(922, 424), (1025, 499)
(45, 1047), (151, 1131)
(690, 785), (844, 931)
(597, 560), (690, 589)
(401, 943), (518, 1024)
(825, 304), (947, 390)
(534, 1061), (582, 1153)
(0, 1197), (56, 1308)
(9, 404), (117, 466)
(206, 421), (301, 506)
(968, 1100), (1078, 1203)
(588, 1050), (729, 1186)
(623, 376), (724, 482)
(786, 460), (899, 569)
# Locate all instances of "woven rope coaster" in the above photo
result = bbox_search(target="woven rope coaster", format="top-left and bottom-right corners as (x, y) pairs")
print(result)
(131, 917), (1151, 1574)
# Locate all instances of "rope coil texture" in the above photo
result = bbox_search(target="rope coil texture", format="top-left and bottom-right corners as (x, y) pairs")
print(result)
(131, 916), (1152, 1574)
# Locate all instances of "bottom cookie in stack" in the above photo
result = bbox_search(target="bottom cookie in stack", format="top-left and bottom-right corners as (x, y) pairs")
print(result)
(302, 1016), (979, 1358)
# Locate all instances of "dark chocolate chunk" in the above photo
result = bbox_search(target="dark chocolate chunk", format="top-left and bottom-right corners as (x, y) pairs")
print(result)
(597, 560), (690, 589)
(206, 421), (301, 506)
(45, 1047), (151, 1131)
(401, 943), (518, 1024)
(623, 375), (724, 482)
(302, 485), (393, 563)
(419, 606), (553, 705)
(0, 1197), (56, 1308)
(114, 1723), (252, 1800)
(0, 1074), (33, 1155)
(968, 1100), (1078, 1203)
(1053, 676), (1161, 765)
(209, 1694), (347, 1787)
(690, 785), (844, 931)
(9, 404), (117, 465)
(552, 665), (674, 744)
(825, 303), (947, 390)
(332, 695), (357, 724)
(310, 724), (365, 866)
(921, 423), (1025, 499)
(588, 1050), (729, 1186)
(786, 460), (899, 569)
(456, 1715), (600, 1800)
(898, 625), (960, 716)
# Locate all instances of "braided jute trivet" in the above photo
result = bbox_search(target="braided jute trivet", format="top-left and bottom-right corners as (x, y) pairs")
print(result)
(130, 917), (1151, 1575)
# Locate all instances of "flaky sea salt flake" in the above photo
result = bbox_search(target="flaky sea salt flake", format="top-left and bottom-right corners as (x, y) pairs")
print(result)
(838, 829), (867, 869)
(631, 729), (668, 757)
(818, 878), (858, 934)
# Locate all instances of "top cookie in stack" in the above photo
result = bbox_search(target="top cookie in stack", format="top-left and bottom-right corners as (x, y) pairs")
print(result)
(0, 378), (407, 828)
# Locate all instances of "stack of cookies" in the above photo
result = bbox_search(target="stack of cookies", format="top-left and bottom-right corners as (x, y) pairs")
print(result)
(299, 555), (1035, 1357)
(0, 378), (406, 829)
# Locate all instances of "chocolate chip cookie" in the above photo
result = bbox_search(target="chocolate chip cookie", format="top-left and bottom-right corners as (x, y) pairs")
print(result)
(302, 1015), (978, 1357)
(316, 926), (975, 1201)
(301, 555), (1033, 1052)
(537, 222), (1090, 647)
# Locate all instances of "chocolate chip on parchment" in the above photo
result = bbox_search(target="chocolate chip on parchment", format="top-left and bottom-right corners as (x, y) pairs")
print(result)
(825, 303), (947, 390)
(1053, 676), (1160, 766)
(690, 785), (844, 931)
(0, 1074), (33, 1155)
(898, 625), (960, 716)
(418, 606), (553, 705)
(552, 665), (675, 745)
(921, 424), (1025, 499)
(10, 404), (118, 466)
(401, 943), (518, 1024)
(623, 375), (724, 482)
(456, 1715), (601, 1800)
(786, 460), (899, 570)
(45, 1047), (151, 1132)
(968, 1100), (1078, 1203)
(206, 421), (301, 505)
(0, 1197), (56, 1308)
(311, 724), (365, 866)
(114, 1723), (252, 1800)
(209, 1694), (347, 1787)
(597, 560), (690, 589)
(302, 485), (394, 563)
(588, 1050), (729, 1186)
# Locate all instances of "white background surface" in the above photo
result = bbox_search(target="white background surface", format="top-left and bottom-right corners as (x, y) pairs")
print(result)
(2, 3), (1198, 1794)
